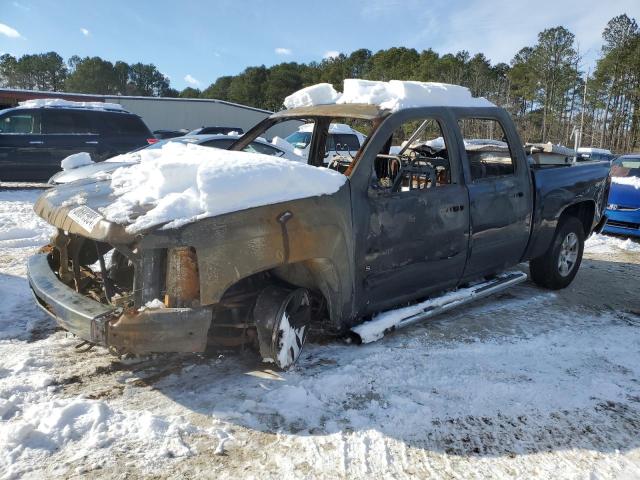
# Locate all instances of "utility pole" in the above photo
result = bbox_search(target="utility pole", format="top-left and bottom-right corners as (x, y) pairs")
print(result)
(578, 68), (589, 149)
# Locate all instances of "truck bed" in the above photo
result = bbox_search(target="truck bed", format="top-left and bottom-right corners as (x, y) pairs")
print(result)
(525, 160), (610, 260)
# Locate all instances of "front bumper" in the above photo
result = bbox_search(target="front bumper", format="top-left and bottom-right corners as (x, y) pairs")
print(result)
(602, 208), (640, 238)
(27, 252), (212, 354)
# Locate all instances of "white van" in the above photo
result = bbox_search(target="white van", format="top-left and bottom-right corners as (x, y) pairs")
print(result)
(284, 123), (367, 164)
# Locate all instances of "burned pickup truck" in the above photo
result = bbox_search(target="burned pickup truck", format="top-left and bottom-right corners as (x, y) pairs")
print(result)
(27, 83), (610, 369)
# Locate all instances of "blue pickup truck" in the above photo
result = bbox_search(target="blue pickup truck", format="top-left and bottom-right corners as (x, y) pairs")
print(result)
(27, 101), (610, 369)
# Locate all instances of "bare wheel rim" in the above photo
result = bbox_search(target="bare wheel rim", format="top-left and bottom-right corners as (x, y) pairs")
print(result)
(558, 232), (579, 277)
(273, 290), (310, 369)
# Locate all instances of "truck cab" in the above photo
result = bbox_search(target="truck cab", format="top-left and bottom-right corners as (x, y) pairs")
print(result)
(236, 104), (536, 309)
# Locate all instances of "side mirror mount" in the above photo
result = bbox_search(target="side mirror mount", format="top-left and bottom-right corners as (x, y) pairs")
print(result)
(368, 176), (389, 197)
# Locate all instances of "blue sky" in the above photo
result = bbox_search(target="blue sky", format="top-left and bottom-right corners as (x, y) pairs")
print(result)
(1, 0), (639, 90)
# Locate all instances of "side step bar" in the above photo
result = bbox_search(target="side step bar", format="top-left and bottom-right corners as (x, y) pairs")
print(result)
(350, 271), (528, 344)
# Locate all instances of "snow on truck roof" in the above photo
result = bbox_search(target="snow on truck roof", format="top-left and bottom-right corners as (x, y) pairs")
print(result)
(17, 98), (127, 112)
(283, 79), (495, 112)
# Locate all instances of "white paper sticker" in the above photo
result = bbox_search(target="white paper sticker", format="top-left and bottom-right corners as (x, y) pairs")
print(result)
(67, 205), (103, 232)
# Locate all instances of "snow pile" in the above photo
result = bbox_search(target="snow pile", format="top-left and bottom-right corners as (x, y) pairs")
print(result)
(283, 83), (341, 109)
(101, 142), (346, 232)
(0, 397), (196, 477)
(585, 233), (640, 253)
(60, 152), (94, 171)
(283, 79), (495, 111)
(612, 176), (640, 189)
(104, 147), (162, 164)
(18, 98), (124, 111)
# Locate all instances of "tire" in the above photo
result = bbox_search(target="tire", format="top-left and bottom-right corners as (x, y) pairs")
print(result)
(529, 216), (585, 290)
(253, 286), (311, 370)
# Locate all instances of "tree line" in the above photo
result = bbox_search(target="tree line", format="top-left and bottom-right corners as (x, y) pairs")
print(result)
(0, 53), (172, 97)
(1, 14), (638, 152)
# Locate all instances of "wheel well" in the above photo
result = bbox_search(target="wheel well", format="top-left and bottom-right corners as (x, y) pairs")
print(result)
(216, 259), (339, 331)
(559, 201), (595, 236)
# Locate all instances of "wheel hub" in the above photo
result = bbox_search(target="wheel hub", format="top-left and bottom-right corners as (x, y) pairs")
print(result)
(254, 287), (311, 369)
(558, 232), (579, 277)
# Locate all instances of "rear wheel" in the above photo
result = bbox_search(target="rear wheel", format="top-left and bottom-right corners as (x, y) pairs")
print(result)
(529, 216), (585, 290)
(253, 286), (311, 370)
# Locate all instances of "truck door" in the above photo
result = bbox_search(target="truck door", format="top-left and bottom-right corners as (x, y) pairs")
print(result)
(358, 114), (470, 311)
(456, 115), (532, 279)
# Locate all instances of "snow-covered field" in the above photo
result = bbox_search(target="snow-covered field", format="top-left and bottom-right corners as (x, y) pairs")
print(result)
(1, 188), (640, 479)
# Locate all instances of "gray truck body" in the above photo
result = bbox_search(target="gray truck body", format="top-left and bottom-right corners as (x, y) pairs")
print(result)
(27, 103), (610, 354)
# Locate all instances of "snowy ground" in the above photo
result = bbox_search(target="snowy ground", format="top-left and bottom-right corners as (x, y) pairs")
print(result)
(1, 188), (640, 479)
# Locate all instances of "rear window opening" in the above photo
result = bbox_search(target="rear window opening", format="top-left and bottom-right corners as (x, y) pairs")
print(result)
(458, 118), (516, 180)
(98, 113), (150, 136)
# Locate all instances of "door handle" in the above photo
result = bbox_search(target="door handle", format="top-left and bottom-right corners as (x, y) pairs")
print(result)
(512, 191), (524, 198)
(29, 141), (44, 145)
(448, 205), (465, 213)
(85, 141), (99, 145)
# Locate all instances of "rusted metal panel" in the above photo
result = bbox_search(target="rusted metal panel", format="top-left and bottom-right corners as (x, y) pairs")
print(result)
(138, 185), (355, 331)
(271, 103), (388, 120)
(108, 307), (212, 354)
(165, 247), (200, 307)
(32, 181), (136, 245)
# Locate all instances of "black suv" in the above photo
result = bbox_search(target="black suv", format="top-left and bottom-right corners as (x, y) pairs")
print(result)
(0, 104), (153, 182)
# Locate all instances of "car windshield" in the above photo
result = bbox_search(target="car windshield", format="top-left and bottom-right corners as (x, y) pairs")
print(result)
(611, 157), (640, 178)
(285, 131), (312, 149)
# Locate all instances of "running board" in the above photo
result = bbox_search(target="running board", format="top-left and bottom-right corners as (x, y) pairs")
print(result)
(350, 271), (528, 344)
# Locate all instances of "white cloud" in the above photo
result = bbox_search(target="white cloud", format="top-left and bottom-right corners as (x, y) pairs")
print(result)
(80, 28), (90, 37)
(0, 23), (21, 39)
(12, 1), (30, 11)
(184, 74), (200, 87)
(275, 47), (292, 55)
(407, 0), (640, 68)
(323, 50), (340, 59)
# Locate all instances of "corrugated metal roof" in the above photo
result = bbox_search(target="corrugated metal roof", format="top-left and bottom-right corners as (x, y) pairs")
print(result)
(0, 88), (274, 115)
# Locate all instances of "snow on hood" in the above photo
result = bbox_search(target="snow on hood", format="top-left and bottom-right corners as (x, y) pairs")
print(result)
(18, 98), (125, 111)
(283, 79), (495, 111)
(60, 152), (94, 170)
(611, 176), (640, 189)
(100, 142), (346, 233)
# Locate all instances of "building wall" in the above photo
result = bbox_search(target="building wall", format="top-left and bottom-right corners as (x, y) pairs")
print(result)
(104, 96), (300, 139)
(0, 89), (301, 140)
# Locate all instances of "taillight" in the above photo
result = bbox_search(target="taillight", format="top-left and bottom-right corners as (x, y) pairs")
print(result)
(147, 138), (159, 144)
